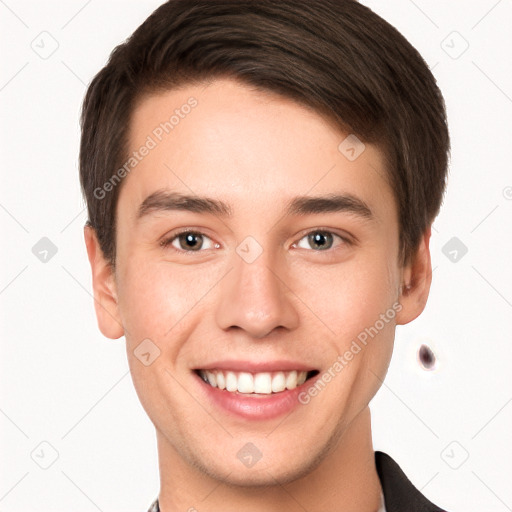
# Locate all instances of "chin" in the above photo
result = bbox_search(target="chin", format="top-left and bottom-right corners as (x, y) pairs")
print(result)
(188, 438), (332, 489)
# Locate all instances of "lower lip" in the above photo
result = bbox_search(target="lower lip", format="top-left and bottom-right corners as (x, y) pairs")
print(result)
(194, 372), (319, 421)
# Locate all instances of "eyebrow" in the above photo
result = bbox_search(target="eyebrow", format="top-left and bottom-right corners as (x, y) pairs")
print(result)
(136, 190), (374, 221)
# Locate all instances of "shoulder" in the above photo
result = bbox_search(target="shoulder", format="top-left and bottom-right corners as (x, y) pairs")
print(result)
(375, 451), (450, 512)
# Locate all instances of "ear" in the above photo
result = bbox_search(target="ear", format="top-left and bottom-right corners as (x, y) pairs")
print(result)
(395, 226), (433, 325)
(84, 225), (124, 339)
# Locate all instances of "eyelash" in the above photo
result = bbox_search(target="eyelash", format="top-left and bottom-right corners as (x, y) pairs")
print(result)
(159, 228), (353, 255)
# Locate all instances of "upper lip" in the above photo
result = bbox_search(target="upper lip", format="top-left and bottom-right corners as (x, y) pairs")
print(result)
(194, 360), (317, 373)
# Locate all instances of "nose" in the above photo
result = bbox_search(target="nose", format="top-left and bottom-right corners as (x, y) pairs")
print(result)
(215, 246), (299, 339)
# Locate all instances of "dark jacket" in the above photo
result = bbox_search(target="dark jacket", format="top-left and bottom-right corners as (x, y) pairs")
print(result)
(146, 450), (449, 511)
(375, 450), (448, 511)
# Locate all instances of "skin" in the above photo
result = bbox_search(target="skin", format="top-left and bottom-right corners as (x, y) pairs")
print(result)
(85, 77), (432, 511)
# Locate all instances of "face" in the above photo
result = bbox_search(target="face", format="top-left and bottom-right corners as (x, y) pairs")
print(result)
(86, 77), (431, 486)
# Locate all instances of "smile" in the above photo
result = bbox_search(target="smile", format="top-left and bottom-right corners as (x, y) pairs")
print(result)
(196, 369), (319, 395)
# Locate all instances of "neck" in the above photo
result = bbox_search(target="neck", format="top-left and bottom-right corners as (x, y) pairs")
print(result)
(157, 406), (382, 512)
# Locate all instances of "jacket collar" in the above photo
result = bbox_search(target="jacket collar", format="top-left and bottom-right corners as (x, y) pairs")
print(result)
(375, 451), (447, 512)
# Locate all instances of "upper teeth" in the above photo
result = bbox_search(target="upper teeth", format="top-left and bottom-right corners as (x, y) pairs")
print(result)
(198, 369), (308, 394)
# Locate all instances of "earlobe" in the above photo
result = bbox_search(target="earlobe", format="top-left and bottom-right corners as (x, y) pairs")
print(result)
(84, 225), (124, 339)
(395, 226), (433, 325)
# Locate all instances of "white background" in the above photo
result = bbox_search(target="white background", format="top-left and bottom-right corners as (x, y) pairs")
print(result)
(1, 1), (511, 511)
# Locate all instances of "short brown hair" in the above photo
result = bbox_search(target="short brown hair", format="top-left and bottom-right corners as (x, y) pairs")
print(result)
(79, 0), (450, 268)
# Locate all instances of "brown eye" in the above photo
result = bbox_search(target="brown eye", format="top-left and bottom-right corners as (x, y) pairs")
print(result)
(160, 230), (215, 252)
(176, 232), (203, 251)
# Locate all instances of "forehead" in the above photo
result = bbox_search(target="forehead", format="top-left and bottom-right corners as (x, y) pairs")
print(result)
(119, 78), (395, 225)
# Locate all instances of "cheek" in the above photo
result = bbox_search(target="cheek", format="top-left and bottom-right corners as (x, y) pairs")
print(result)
(297, 251), (399, 344)
(116, 259), (204, 421)
(298, 256), (398, 416)
(116, 258), (193, 346)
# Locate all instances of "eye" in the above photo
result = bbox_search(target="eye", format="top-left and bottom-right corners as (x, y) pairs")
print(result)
(160, 230), (217, 253)
(160, 228), (352, 255)
(292, 230), (351, 251)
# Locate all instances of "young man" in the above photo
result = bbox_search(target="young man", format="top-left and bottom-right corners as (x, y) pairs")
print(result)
(80, 1), (450, 510)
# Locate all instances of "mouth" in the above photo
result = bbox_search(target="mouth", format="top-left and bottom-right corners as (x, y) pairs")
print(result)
(194, 368), (320, 396)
